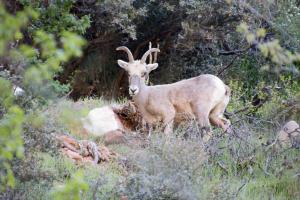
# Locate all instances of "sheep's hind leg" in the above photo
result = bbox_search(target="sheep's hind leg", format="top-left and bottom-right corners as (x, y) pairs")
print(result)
(210, 115), (229, 131)
(209, 101), (231, 133)
(194, 106), (212, 142)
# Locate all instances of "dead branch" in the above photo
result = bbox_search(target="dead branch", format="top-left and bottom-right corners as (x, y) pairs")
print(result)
(234, 179), (249, 199)
(218, 47), (250, 56)
(112, 101), (143, 131)
(217, 55), (239, 76)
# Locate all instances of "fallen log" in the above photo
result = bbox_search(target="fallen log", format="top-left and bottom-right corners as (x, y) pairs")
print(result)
(56, 135), (117, 164)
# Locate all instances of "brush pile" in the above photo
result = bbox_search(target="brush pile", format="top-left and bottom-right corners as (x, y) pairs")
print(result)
(112, 101), (143, 131)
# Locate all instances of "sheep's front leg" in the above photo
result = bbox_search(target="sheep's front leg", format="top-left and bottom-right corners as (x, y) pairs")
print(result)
(142, 119), (153, 138)
(163, 119), (174, 135)
(147, 123), (153, 138)
(162, 108), (175, 135)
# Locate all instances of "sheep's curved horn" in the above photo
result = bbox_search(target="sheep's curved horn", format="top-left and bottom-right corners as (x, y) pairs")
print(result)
(116, 46), (134, 63)
(140, 48), (160, 64)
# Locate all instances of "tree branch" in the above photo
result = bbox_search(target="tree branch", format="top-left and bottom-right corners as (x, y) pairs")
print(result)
(217, 55), (239, 76)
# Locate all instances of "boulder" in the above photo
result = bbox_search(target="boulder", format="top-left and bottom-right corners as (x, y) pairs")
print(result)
(278, 120), (300, 147)
(82, 105), (124, 137)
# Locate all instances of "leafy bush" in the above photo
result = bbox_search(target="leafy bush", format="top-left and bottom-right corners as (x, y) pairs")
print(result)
(0, 0), (87, 194)
(51, 171), (89, 200)
(19, 0), (90, 35)
(0, 4), (34, 190)
(1, 1), (300, 200)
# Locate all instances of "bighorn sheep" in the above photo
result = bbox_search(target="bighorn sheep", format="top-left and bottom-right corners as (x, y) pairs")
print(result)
(116, 46), (231, 135)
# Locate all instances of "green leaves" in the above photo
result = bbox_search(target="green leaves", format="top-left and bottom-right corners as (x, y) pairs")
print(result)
(0, 1), (86, 191)
(0, 105), (25, 159)
(19, 44), (38, 58)
(61, 31), (86, 60)
(19, 0), (90, 35)
(246, 33), (255, 44)
(258, 39), (300, 65)
(238, 23), (300, 66)
(34, 30), (57, 59)
(24, 30), (85, 97)
(256, 28), (266, 38)
(0, 79), (25, 190)
(0, 78), (14, 108)
(0, 3), (31, 190)
(51, 171), (89, 200)
(0, 4), (38, 54)
(236, 22), (249, 34)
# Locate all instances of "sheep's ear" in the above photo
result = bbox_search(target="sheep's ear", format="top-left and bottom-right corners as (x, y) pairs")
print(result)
(146, 63), (158, 72)
(117, 60), (129, 70)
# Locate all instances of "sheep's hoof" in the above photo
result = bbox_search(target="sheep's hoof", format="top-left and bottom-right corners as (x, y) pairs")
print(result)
(225, 125), (233, 134)
(202, 135), (210, 143)
(203, 132), (212, 143)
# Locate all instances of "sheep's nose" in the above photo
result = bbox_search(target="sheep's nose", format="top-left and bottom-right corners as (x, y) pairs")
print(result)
(129, 87), (138, 95)
(130, 88), (137, 93)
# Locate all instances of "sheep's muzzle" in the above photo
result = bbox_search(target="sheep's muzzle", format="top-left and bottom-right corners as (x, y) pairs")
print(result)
(129, 75), (141, 96)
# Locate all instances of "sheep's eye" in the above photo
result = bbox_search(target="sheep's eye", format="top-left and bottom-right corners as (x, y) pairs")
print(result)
(141, 72), (147, 77)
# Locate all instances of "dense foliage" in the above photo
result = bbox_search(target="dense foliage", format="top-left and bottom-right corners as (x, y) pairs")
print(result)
(56, 0), (300, 100)
(0, 0), (87, 193)
(0, 0), (299, 199)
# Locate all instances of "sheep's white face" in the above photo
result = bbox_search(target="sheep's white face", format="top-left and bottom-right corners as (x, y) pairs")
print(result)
(116, 46), (159, 96)
(128, 74), (142, 96)
(117, 60), (158, 96)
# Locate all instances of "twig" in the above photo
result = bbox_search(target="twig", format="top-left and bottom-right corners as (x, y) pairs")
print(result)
(229, 126), (256, 148)
(218, 47), (250, 56)
(293, 173), (300, 178)
(217, 55), (239, 76)
(226, 105), (251, 116)
(234, 179), (249, 198)
(217, 161), (228, 174)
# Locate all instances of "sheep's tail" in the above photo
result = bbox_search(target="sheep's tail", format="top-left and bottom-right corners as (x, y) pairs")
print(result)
(225, 85), (231, 96)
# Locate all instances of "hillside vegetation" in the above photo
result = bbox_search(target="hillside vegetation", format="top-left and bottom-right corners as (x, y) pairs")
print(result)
(0, 0), (300, 199)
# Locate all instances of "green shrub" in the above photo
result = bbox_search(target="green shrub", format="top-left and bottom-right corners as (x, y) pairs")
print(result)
(51, 171), (89, 200)
(120, 134), (207, 200)
(0, 1), (87, 193)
